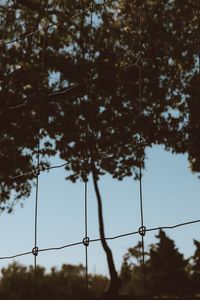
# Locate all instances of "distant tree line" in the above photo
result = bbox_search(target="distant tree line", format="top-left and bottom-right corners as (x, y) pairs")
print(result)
(0, 230), (200, 299)
(0, 262), (108, 300)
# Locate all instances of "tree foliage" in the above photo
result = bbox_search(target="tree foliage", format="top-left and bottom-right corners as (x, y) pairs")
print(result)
(120, 230), (194, 297)
(120, 241), (149, 295)
(0, 262), (108, 299)
(0, 0), (199, 207)
(190, 240), (200, 295)
(148, 230), (189, 296)
(1, 0), (200, 295)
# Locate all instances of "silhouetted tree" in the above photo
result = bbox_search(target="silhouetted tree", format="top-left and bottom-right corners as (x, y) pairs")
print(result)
(1, 0), (200, 295)
(120, 241), (149, 295)
(190, 240), (200, 295)
(89, 274), (109, 297)
(0, 262), (41, 300)
(0, 262), (108, 299)
(121, 232), (192, 297)
(148, 230), (189, 297)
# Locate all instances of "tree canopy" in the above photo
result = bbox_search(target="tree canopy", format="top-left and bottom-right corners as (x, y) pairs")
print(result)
(0, 0), (199, 207)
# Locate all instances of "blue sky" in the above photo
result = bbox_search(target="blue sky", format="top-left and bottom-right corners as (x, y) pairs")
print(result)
(0, 145), (200, 276)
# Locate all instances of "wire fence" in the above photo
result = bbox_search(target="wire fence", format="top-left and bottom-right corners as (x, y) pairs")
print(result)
(1, 218), (200, 261)
(1, 0), (200, 298)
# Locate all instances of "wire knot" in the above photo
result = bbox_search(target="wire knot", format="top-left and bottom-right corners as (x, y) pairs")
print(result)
(34, 166), (41, 176)
(136, 52), (143, 65)
(0, 40), (4, 47)
(139, 226), (146, 237)
(42, 23), (49, 31)
(32, 247), (39, 256)
(195, 37), (200, 45)
(83, 237), (90, 247)
(89, 2), (96, 12)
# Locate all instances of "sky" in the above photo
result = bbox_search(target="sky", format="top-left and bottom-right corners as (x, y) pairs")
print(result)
(0, 145), (200, 276)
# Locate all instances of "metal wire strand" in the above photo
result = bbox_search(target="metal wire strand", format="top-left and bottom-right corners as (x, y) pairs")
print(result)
(2, 0), (116, 47)
(10, 162), (70, 180)
(33, 1), (49, 299)
(198, 6), (200, 73)
(48, 83), (79, 96)
(0, 0), (10, 57)
(137, 5), (146, 294)
(10, 56), (141, 110)
(84, 180), (89, 292)
(0, 219), (200, 261)
(83, 3), (94, 291)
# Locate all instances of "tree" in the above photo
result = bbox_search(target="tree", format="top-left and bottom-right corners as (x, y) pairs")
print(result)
(0, 0), (53, 211)
(89, 274), (109, 297)
(0, 262), (108, 299)
(186, 74), (200, 173)
(120, 241), (149, 295)
(0, 262), (43, 300)
(190, 240), (200, 295)
(1, 0), (200, 295)
(148, 230), (189, 296)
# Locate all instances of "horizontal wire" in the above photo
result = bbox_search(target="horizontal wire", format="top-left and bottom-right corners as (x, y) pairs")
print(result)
(39, 241), (83, 252)
(0, 250), (32, 260)
(1, 0), (117, 47)
(48, 57), (141, 98)
(48, 83), (79, 96)
(146, 219), (200, 232)
(9, 54), (140, 109)
(45, 162), (69, 171)
(10, 162), (69, 179)
(11, 143), (147, 180)
(10, 170), (35, 179)
(0, 218), (199, 261)
(104, 230), (139, 240)
(4, 26), (48, 46)
(10, 67), (139, 109)
(9, 102), (27, 109)
(10, 143), (146, 180)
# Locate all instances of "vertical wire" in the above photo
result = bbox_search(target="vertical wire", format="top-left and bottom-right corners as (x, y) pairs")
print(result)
(88, 2), (93, 63)
(138, 5), (146, 294)
(198, 5), (200, 74)
(0, 0), (10, 117)
(83, 1), (94, 292)
(34, 165), (39, 300)
(0, 0), (10, 58)
(0, 1), (10, 40)
(33, 1), (49, 299)
(84, 180), (89, 291)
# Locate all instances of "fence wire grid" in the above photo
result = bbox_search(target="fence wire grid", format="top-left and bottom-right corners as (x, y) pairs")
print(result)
(0, 0), (200, 298)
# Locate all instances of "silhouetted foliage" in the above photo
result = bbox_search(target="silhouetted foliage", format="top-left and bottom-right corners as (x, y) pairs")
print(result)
(1, 0), (200, 295)
(190, 240), (200, 296)
(1, 0), (199, 208)
(148, 230), (189, 296)
(120, 241), (149, 295)
(0, 262), (109, 300)
(121, 230), (192, 297)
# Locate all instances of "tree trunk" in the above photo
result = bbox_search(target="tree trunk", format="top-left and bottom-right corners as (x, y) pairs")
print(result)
(91, 161), (121, 296)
